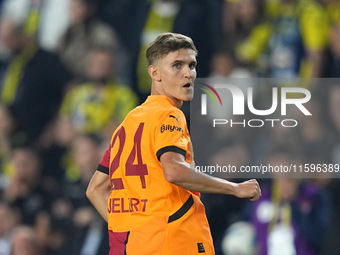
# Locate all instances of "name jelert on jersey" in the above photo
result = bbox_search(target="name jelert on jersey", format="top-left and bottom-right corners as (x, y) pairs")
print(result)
(108, 197), (148, 213)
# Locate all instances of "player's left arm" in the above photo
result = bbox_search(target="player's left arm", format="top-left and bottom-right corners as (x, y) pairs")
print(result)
(86, 170), (111, 222)
(161, 151), (261, 201)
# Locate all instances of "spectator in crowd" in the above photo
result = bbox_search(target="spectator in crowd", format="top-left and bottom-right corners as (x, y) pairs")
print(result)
(57, 46), (138, 141)
(207, 49), (255, 121)
(60, 134), (109, 255)
(321, 0), (340, 78)
(0, 17), (71, 144)
(30, 198), (74, 255)
(62, 134), (103, 208)
(10, 225), (43, 255)
(1, 146), (50, 225)
(296, 96), (334, 164)
(0, 202), (22, 255)
(33, 134), (109, 255)
(35, 0), (72, 51)
(0, 103), (15, 187)
(0, 1), (339, 255)
(135, 0), (183, 95)
(222, 0), (264, 52)
(98, 0), (222, 102)
(322, 84), (340, 254)
(202, 139), (252, 254)
(57, 0), (119, 80)
(209, 49), (254, 79)
(327, 23), (340, 77)
(35, 46), (133, 198)
(241, 148), (330, 255)
(221, 0), (272, 71)
(236, 0), (329, 79)
(0, 0), (72, 51)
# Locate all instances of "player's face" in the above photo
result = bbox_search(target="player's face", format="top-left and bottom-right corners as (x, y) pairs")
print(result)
(157, 48), (197, 107)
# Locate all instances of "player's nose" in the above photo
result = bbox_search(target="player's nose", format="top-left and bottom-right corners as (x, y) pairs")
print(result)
(183, 65), (194, 79)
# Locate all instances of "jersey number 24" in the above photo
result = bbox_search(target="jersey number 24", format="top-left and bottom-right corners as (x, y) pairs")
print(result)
(109, 123), (148, 190)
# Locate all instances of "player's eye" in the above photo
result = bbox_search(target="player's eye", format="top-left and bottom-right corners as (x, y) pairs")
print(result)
(189, 62), (197, 70)
(173, 63), (182, 69)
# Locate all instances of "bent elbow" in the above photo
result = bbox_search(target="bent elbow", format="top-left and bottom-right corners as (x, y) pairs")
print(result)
(164, 170), (178, 184)
(163, 165), (187, 185)
(86, 181), (96, 201)
(161, 152), (189, 185)
(86, 185), (92, 200)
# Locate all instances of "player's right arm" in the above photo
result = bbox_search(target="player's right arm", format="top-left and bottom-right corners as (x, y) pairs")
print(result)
(86, 170), (111, 222)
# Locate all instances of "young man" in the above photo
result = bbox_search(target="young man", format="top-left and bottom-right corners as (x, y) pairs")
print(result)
(86, 32), (261, 255)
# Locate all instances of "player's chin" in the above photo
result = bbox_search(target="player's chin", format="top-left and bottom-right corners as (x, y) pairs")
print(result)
(182, 94), (194, 102)
(181, 90), (194, 101)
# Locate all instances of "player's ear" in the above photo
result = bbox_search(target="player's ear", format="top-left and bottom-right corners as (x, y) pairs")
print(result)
(148, 65), (161, 82)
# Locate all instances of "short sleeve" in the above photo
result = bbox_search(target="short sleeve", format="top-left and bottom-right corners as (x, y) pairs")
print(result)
(97, 147), (110, 175)
(154, 109), (189, 161)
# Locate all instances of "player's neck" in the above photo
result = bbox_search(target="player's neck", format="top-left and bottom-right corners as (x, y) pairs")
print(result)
(151, 85), (183, 108)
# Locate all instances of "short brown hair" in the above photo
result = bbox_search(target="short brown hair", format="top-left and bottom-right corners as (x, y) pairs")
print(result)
(146, 32), (197, 66)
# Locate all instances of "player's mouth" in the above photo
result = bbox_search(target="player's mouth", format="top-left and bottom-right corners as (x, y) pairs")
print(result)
(183, 83), (191, 88)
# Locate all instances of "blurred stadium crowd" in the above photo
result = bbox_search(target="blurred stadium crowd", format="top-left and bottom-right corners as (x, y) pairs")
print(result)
(0, 0), (339, 254)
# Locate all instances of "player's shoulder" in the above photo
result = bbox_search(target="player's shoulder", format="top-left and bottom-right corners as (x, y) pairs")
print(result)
(138, 97), (183, 115)
(157, 107), (187, 131)
(150, 102), (185, 122)
(120, 96), (187, 127)
(164, 107), (186, 121)
(128, 104), (185, 127)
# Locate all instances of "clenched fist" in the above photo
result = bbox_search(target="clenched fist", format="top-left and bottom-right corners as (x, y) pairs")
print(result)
(234, 179), (261, 201)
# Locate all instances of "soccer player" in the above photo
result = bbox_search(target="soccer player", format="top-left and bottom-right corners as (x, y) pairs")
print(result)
(86, 32), (261, 255)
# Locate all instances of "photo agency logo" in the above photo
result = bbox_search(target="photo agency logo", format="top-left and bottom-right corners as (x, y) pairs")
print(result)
(196, 81), (312, 128)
